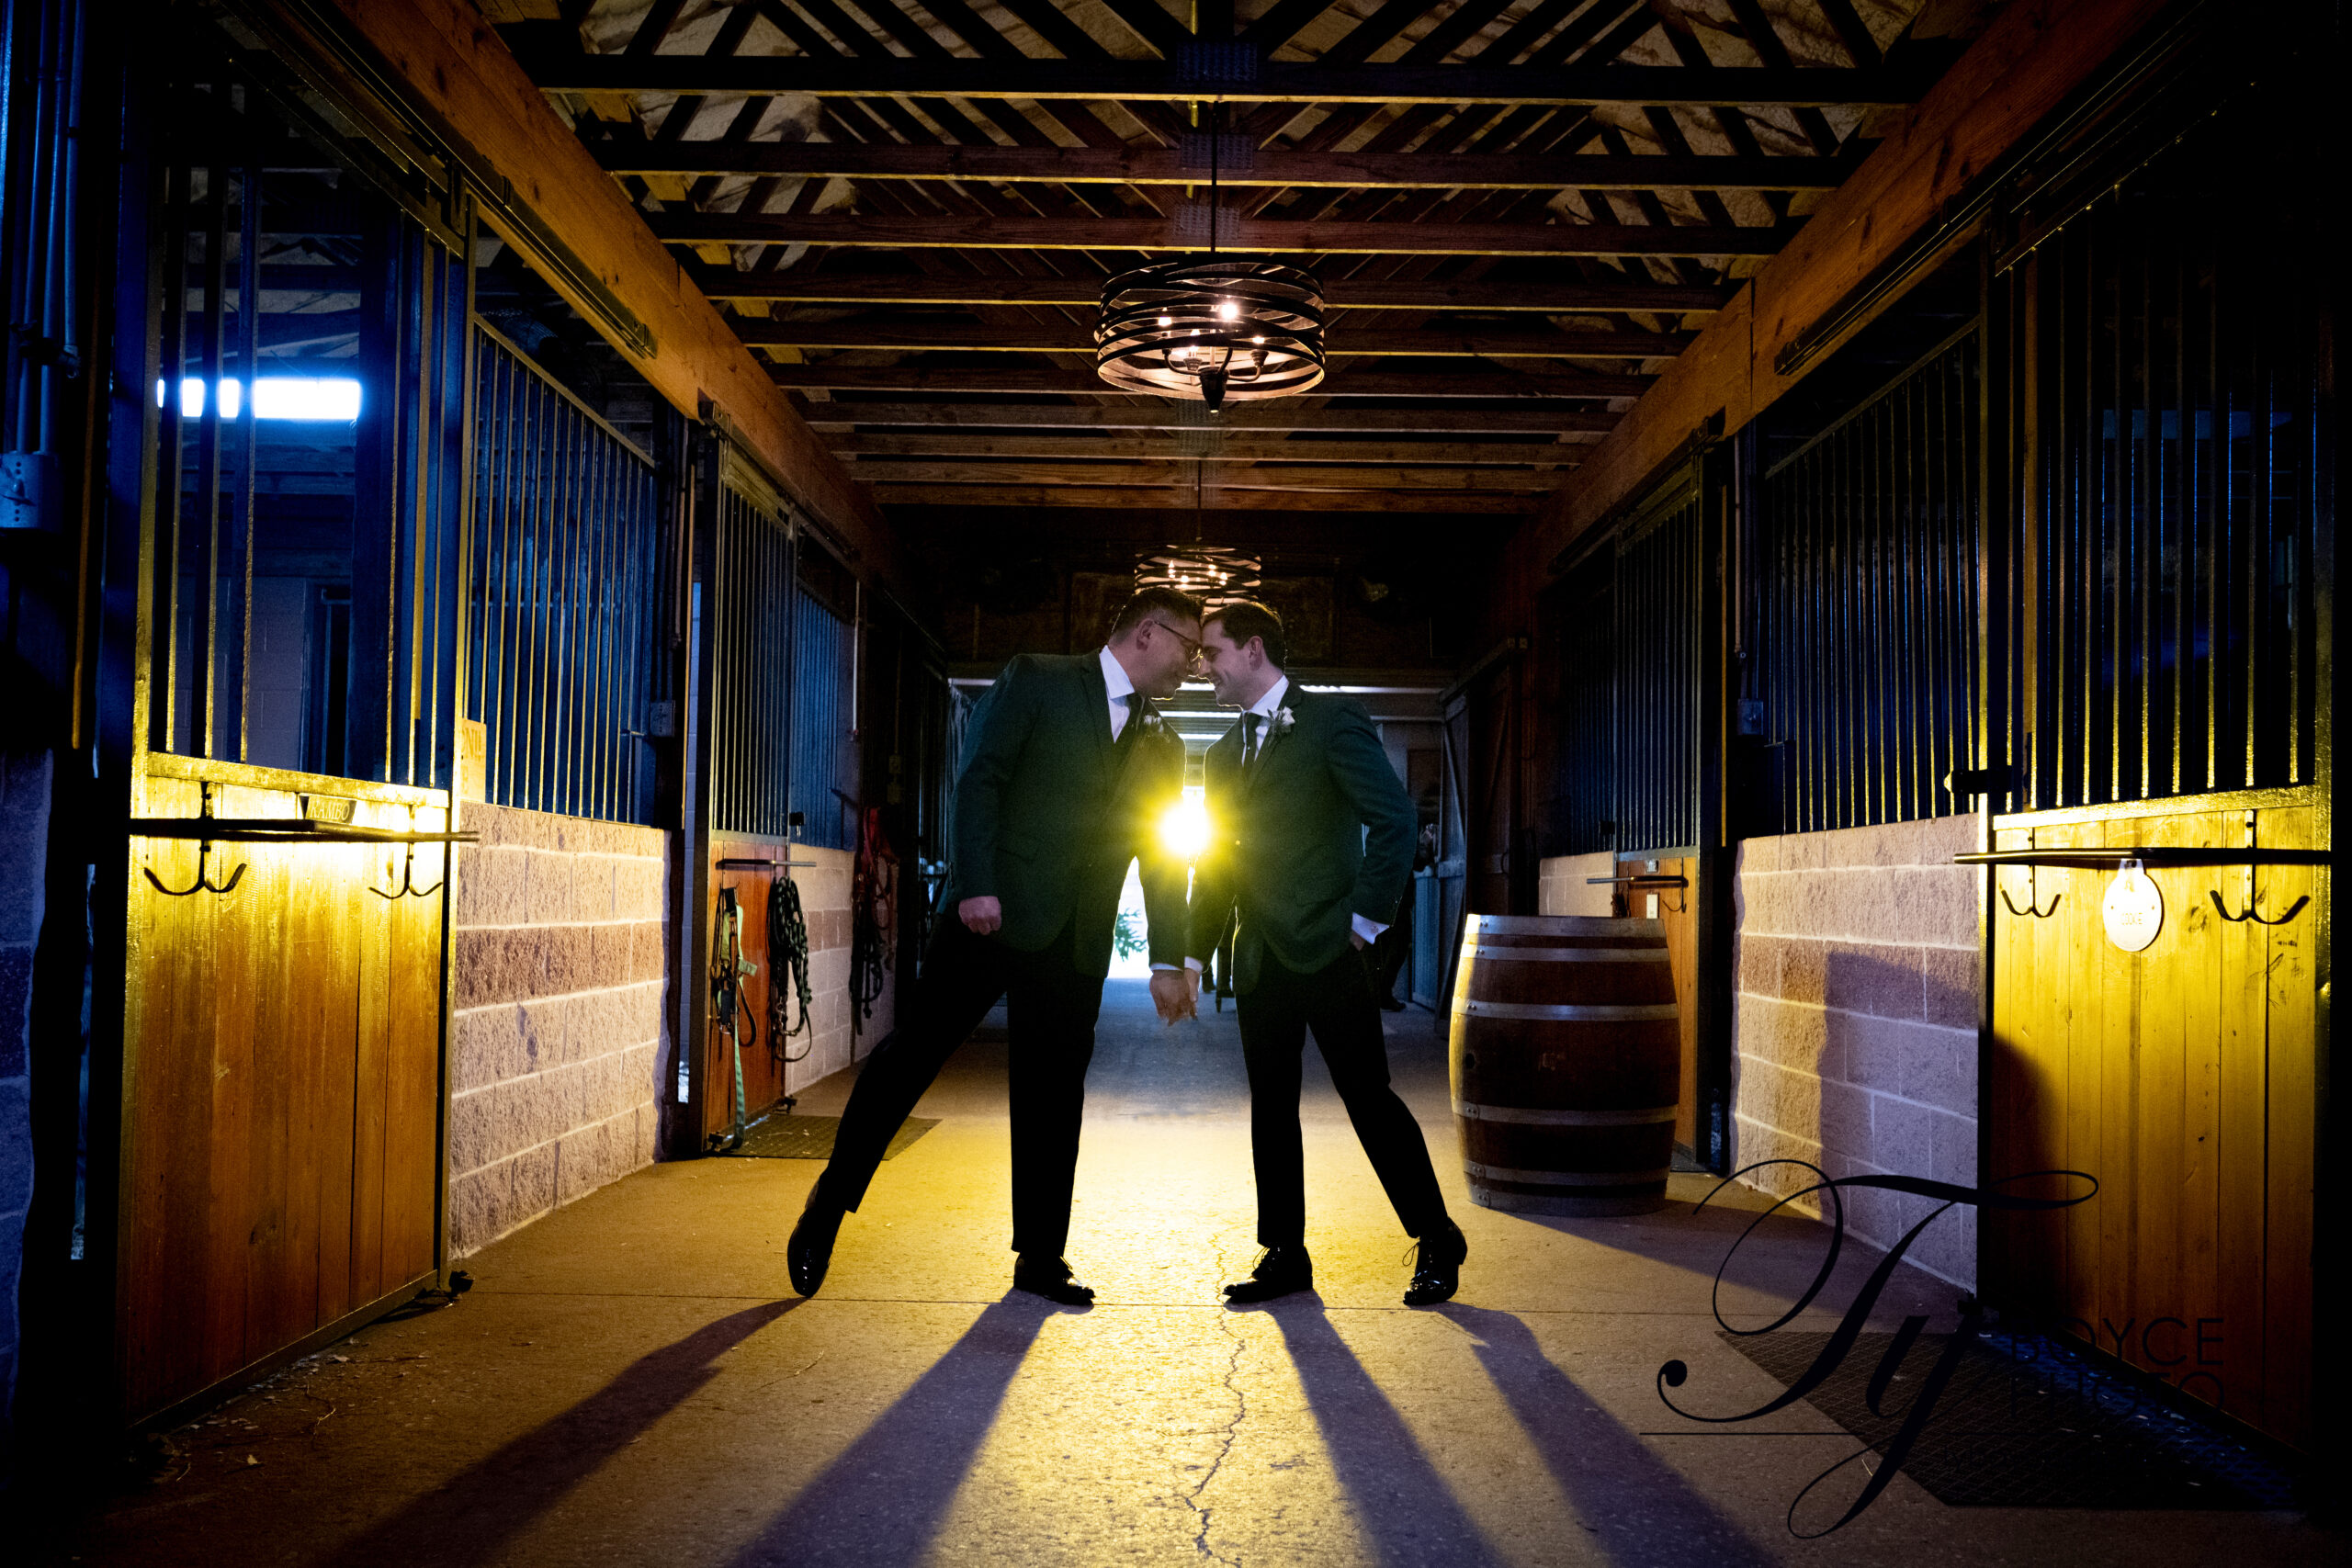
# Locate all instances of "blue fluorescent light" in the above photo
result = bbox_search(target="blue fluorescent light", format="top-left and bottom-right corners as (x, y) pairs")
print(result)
(156, 377), (363, 421)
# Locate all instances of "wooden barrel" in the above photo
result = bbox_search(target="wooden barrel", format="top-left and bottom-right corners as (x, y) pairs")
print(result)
(1449, 913), (1680, 1216)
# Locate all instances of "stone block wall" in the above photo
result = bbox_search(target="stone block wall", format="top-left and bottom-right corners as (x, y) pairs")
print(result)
(447, 805), (668, 1257)
(0, 751), (49, 1449)
(1732, 814), (1981, 1286)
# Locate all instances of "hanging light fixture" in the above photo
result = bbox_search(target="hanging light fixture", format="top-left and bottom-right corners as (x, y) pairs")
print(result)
(1135, 545), (1262, 599)
(1095, 109), (1326, 412)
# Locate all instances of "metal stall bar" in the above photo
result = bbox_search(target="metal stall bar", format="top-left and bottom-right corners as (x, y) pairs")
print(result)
(1756, 327), (1983, 834)
(466, 321), (660, 825)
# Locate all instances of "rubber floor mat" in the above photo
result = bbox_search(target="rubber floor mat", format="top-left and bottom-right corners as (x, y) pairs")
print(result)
(720, 1114), (939, 1161)
(1722, 1327), (2299, 1508)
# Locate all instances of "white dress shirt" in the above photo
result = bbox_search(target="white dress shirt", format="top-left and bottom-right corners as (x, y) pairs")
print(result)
(1099, 645), (1135, 739)
(1182, 676), (1385, 973)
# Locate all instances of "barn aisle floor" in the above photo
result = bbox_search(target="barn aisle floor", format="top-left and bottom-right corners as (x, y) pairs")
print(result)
(38, 982), (2331, 1567)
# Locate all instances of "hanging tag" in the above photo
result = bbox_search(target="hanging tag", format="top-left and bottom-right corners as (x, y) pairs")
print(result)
(2102, 859), (2164, 953)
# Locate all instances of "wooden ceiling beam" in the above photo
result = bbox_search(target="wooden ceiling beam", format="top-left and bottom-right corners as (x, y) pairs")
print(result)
(520, 57), (1925, 107)
(845, 459), (1566, 490)
(697, 269), (1730, 311)
(868, 483), (1536, 513)
(594, 141), (1857, 191)
(730, 320), (1690, 358)
(791, 401), (1619, 433)
(771, 365), (1651, 397)
(834, 434), (1587, 464)
(652, 211), (1796, 255)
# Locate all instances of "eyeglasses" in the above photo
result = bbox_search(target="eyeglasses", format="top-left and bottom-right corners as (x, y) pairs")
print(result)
(1144, 619), (1205, 660)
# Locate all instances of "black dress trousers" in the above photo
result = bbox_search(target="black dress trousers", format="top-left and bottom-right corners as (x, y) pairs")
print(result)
(1235, 946), (1450, 1247)
(813, 912), (1105, 1258)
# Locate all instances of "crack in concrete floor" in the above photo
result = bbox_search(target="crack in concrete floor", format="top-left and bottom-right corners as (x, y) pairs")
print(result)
(1178, 1219), (1258, 1567)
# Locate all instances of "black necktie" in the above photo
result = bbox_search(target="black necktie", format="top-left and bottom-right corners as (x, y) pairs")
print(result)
(1242, 711), (1261, 766)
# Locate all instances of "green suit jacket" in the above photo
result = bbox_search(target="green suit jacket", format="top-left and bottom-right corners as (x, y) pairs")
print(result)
(1187, 683), (1415, 992)
(941, 651), (1191, 977)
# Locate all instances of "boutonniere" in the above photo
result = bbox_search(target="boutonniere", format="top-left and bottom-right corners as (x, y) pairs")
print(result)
(1140, 710), (1165, 736)
(1272, 706), (1296, 736)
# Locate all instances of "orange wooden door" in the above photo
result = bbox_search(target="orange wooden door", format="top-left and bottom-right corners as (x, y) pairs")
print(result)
(121, 764), (448, 1425)
(1983, 791), (2320, 1450)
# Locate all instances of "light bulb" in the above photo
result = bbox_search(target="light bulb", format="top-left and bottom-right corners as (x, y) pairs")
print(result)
(1216, 298), (1239, 321)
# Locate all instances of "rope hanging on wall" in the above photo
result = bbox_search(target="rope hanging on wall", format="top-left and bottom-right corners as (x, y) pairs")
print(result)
(768, 873), (814, 1062)
(850, 806), (896, 1025)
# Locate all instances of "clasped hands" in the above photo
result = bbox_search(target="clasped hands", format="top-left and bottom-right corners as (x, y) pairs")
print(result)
(1150, 966), (1200, 1026)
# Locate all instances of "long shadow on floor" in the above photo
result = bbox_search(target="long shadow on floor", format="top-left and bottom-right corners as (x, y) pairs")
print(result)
(1262, 1301), (1510, 1568)
(1439, 1304), (1778, 1568)
(322, 1299), (797, 1567)
(726, 1294), (1065, 1568)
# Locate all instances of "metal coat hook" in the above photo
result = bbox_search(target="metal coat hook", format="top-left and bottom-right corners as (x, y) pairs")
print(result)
(1996, 829), (2060, 919)
(2210, 811), (2310, 927)
(372, 807), (447, 899)
(144, 783), (246, 897)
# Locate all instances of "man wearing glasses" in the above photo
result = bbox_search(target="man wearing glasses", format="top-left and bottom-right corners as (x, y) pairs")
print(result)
(786, 588), (1204, 1304)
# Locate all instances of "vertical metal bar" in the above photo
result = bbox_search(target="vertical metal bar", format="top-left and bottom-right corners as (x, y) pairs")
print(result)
(232, 154), (259, 763)
(153, 139), (189, 754)
(183, 142), (220, 761)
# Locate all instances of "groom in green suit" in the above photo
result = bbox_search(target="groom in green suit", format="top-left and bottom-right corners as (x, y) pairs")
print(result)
(788, 588), (1202, 1303)
(1170, 600), (1466, 1307)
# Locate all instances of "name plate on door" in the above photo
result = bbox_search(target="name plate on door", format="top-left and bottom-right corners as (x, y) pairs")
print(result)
(2102, 860), (2164, 953)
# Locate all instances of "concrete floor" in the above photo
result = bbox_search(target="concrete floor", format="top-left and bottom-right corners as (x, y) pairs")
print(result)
(35, 981), (2333, 1566)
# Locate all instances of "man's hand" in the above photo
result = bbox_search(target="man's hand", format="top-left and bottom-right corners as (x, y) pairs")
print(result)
(1149, 967), (1200, 1025)
(959, 896), (1003, 935)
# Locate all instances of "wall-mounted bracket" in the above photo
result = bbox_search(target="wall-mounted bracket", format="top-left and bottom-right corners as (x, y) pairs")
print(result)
(1992, 829), (2059, 918)
(2209, 810), (2312, 927)
(141, 782), (246, 897)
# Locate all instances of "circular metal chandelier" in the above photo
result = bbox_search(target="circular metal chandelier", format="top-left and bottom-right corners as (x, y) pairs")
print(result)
(1095, 258), (1327, 411)
(1136, 545), (1262, 599)
(1094, 110), (1325, 412)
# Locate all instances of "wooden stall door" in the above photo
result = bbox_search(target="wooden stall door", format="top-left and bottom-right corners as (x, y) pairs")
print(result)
(1605, 854), (1703, 1160)
(123, 766), (447, 1425)
(1984, 794), (2320, 1450)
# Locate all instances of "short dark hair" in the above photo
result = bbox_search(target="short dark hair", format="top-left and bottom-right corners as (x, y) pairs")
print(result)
(1108, 585), (1205, 639)
(1205, 599), (1287, 670)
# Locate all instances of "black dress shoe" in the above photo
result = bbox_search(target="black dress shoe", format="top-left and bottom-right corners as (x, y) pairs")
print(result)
(1223, 1245), (1314, 1303)
(1377, 995), (1408, 1012)
(1012, 1255), (1096, 1305)
(1402, 1220), (1466, 1306)
(786, 1192), (844, 1297)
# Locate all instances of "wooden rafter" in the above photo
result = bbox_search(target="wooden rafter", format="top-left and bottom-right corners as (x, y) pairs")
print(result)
(866, 483), (1536, 513)
(835, 434), (1588, 464)
(651, 211), (1795, 255)
(729, 319), (1690, 358)
(770, 365), (1653, 397)
(595, 141), (1859, 190)
(786, 402), (1621, 434)
(851, 459), (1564, 489)
(695, 270), (1729, 311)
(522, 56), (1928, 107)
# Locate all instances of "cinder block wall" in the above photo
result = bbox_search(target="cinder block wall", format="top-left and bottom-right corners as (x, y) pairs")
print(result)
(1733, 814), (1981, 1286)
(0, 752), (50, 1443)
(447, 805), (668, 1257)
